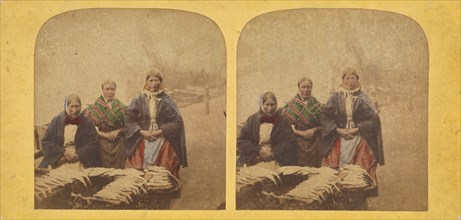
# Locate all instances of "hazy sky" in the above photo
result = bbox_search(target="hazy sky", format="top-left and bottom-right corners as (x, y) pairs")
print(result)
(237, 9), (428, 123)
(35, 9), (226, 125)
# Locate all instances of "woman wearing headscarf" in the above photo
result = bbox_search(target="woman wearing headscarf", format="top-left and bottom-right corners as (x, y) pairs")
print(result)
(124, 69), (187, 178)
(320, 67), (384, 188)
(237, 91), (298, 169)
(85, 80), (127, 169)
(282, 77), (323, 168)
(39, 94), (100, 169)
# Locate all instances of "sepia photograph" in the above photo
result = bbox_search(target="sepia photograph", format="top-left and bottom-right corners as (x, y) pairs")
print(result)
(236, 9), (428, 211)
(0, 1), (459, 219)
(33, 8), (226, 210)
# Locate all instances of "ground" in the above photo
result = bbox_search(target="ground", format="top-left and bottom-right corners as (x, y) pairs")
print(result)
(367, 96), (427, 210)
(169, 94), (226, 210)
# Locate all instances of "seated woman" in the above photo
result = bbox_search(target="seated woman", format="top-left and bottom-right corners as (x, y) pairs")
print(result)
(282, 77), (323, 167)
(124, 69), (187, 178)
(86, 80), (127, 169)
(237, 91), (298, 169)
(320, 67), (384, 188)
(39, 94), (100, 169)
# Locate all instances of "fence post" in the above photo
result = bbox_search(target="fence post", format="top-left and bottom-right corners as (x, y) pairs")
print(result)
(204, 85), (210, 115)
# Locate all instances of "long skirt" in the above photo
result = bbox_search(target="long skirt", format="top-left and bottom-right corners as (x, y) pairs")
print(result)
(99, 135), (125, 169)
(125, 139), (181, 178)
(322, 137), (378, 186)
(296, 132), (322, 167)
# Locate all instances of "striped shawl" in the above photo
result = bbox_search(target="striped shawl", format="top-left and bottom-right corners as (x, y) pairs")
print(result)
(283, 94), (323, 127)
(86, 96), (127, 131)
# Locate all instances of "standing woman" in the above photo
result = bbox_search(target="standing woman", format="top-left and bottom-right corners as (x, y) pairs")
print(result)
(237, 91), (298, 169)
(124, 69), (187, 178)
(86, 80), (127, 169)
(282, 77), (323, 167)
(39, 94), (100, 169)
(320, 67), (384, 187)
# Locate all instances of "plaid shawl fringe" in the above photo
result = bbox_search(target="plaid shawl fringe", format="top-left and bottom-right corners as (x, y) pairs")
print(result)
(86, 96), (127, 130)
(284, 94), (323, 127)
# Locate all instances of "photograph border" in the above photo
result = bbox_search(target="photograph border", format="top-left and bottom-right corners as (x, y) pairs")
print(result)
(1, 1), (460, 219)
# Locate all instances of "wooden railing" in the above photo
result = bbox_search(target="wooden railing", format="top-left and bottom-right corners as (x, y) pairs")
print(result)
(170, 84), (225, 115)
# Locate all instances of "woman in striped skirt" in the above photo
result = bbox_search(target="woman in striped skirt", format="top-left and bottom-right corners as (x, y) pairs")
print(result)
(320, 67), (384, 191)
(124, 69), (187, 178)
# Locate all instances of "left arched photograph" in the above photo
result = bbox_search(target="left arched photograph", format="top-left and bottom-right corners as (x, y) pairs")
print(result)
(33, 8), (226, 210)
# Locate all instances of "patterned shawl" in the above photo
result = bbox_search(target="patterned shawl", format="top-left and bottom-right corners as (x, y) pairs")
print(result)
(86, 95), (127, 130)
(283, 94), (323, 127)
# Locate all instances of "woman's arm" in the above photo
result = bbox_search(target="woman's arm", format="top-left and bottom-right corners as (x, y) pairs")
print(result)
(75, 118), (100, 167)
(124, 96), (143, 139)
(293, 126), (320, 139)
(41, 117), (65, 166)
(282, 106), (320, 140)
(237, 115), (260, 166)
(355, 98), (380, 137)
(157, 101), (182, 141)
(104, 128), (124, 142)
(320, 93), (340, 137)
(272, 117), (298, 166)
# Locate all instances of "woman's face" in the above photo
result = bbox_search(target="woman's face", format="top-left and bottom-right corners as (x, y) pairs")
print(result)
(146, 76), (162, 92)
(102, 83), (116, 102)
(66, 100), (81, 119)
(342, 73), (359, 90)
(298, 80), (312, 100)
(261, 98), (277, 116)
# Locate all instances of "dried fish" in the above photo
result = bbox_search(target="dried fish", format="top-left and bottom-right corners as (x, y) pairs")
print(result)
(34, 166), (89, 202)
(237, 165), (281, 186)
(282, 170), (339, 204)
(338, 165), (373, 190)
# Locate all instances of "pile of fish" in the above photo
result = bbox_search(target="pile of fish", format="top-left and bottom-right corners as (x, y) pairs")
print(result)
(281, 167), (340, 204)
(278, 166), (331, 178)
(337, 164), (374, 190)
(34, 166), (89, 203)
(144, 166), (178, 192)
(236, 165), (281, 192)
(35, 166), (178, 208)
(236, 165), (373, 207)
(87, 168), (147, 205)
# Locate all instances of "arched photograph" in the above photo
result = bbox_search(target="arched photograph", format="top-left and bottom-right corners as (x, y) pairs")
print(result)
(34, 8), (226, 210)
(236, 8), (428, 211)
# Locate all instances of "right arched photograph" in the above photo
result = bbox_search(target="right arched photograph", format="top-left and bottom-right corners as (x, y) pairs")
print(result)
(236, 8), (428, 211)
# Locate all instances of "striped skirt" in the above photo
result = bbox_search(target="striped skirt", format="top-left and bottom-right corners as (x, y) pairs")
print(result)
(322, 137), (378, 186)
(125, 139), (181, 178)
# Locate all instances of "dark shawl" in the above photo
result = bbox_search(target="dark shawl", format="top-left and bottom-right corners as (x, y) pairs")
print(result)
(320, 91), (384, 165)
(124, 91), (188, 167)
(237, 110), (298, 167)
(39, 112), (101, 168)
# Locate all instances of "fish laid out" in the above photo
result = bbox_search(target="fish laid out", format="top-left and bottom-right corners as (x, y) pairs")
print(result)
(35, 166), (178, 207)
(90, 169), (147, 205)
(338, 164), (374, 190)
(144, 166), (178, 192)
(236, 165), (281, 191)
(34, 166), (89, 202)
(282, 167), (340, 204)
(236, 165), (373, 207)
